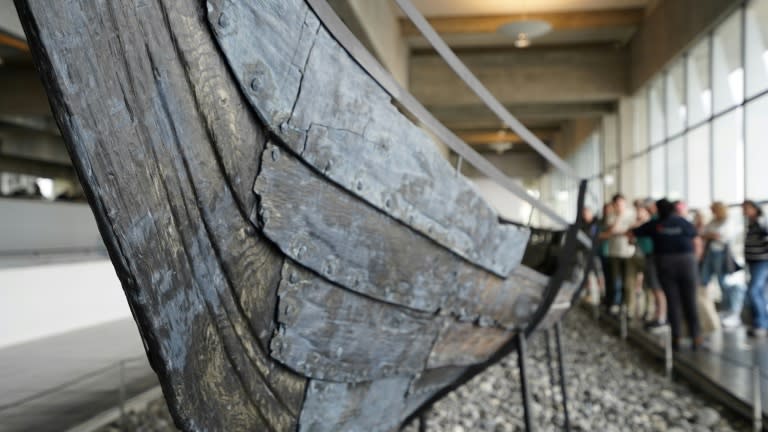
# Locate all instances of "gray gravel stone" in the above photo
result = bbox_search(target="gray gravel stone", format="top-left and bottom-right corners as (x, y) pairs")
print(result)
(99, 309), (751, 431)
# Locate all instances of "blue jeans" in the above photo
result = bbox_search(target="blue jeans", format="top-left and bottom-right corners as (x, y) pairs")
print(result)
(702, 250), (745, 315)
(747, 260), (768, 329)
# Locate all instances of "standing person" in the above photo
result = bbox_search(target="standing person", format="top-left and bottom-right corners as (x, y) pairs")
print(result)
(743, 200), (768, 337)
(604, 194), (637, 315)
(639, 198), (667, 330)
(701, 202), (745, 328)
(632, 199), (701, 350)
(599, 202), (617, 312)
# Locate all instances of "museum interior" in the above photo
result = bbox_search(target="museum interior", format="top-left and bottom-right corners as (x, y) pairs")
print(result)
(2, 0), (768, 431)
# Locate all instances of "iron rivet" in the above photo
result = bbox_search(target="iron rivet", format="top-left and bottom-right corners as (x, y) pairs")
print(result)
(356, 181), (363, 191)
(245, 226), (256, 236)
(250, 77), (261, 92)
(296, 245), (307, 259)
(384, 198), (392, 208)
(324, 160), (333, 172)
(271, 146), (281, 161)
(218, 13), (229, 28)
(289, 272), (299, 283)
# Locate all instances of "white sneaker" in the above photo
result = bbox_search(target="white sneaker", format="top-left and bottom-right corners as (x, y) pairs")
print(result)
(722, 314), (742, 329)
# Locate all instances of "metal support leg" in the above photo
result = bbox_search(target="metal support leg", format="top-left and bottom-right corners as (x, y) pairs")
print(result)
(418, 412), (427, 432)
(544, 330), (558, 410)
(620, 305), (628, 340)
(664, 328), (673, 380)
(555, 322), (571, 432)
(119, 360), (127, 429)
(753, 359), (762, 432)
(517, 334), (534, 432)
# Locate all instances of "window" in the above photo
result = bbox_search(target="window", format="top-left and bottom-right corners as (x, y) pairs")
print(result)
(666, 60), (686, 137)
(712, 108), (744, 203)
(745, 94), (768, 200)
(745, 0), (768, 98)
(713, 11), (744, 114)
(687, 37), (712, 126)
(649, 77), (666, 145)
(686, 124), (711, 209)
(667, 138), (685, 200)
(633, 153), (649, 199)
(650, 145), (666, 199)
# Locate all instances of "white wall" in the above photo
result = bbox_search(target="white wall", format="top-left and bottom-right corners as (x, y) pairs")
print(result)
(0, 260), (131, 348)
(0, 198), (103, 254)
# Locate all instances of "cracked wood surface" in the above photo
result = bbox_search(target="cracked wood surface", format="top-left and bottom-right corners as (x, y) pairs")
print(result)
(255, 142), (545, 328)
(16, 1), (306, 430)
(16, 0), (575, 430)
(208, 0), (529, 278)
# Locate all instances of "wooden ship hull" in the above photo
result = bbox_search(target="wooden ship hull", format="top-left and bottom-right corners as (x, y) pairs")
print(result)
(15, 0), (593, 430)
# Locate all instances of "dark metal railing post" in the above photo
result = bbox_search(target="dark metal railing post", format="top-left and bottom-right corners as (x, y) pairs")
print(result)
(555, 322), (571, 432)
(119, 360), (127, 429)
(545, 330), (558, 411)
(517, 333), (534, 432)
(418, 412), (427, 432)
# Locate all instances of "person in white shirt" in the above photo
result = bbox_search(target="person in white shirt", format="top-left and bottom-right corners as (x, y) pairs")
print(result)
(603, 194), (637, 315)
(700, 202), (745, 328)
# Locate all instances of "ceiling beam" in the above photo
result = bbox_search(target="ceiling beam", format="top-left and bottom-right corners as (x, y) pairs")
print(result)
(0, 31), (28, 52)
(400, 8), (645, 36)
(429, 102), (613, 131)
(411, 46), (627, 109)
(456, 128), (559, 146)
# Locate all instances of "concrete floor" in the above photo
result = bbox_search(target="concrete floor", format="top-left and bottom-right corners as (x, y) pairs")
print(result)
(0, 319), (157, 432)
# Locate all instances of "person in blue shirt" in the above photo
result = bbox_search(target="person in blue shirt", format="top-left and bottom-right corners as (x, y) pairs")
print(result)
(631, 199), (700, 350)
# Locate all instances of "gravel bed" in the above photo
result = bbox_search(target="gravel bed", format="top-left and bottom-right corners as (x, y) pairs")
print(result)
(98, 309), (750, 431)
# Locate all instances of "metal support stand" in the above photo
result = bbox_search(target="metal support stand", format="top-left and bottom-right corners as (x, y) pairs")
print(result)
(118, 360), (127, 429)
(555, 322), (571, 432)
(664, 328), (673, 380)
(619, 305), (628, 341)
(544, 331), (558, 409)
(517, 333), (534, 432)
(418, 412), (427, 432)
(753, 359), (762, 432)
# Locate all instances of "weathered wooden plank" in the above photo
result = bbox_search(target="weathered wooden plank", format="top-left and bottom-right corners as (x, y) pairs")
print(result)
(426, 320), (514, 369)
(299, 377), (411, 432)
(17, 1), (306, 430)
(255, 141), (544, 328)
(271, 261), (439, 382)
(208, 0), (529, 277)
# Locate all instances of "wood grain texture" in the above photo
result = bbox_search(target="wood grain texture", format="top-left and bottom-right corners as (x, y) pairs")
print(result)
(208, 0), (529, 277)
(426, 319), (513, 369)
(255, 142), (545, 329)
(271, 261), (439, 383)
(16, 1), (305, 430)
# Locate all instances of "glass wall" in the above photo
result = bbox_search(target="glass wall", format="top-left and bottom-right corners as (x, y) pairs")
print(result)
(595, 2), (767, 215)
(540, 1), (767, 219)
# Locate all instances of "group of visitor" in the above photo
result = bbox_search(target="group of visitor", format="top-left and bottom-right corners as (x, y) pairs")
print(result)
(589, 194), (768, 350)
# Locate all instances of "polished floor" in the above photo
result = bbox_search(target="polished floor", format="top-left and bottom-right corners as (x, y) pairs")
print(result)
(605, 310), (768, 422)
(0, 319), (156, 432)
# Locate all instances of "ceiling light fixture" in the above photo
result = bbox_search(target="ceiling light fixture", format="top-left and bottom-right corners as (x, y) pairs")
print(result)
(498, 20), (552, 48)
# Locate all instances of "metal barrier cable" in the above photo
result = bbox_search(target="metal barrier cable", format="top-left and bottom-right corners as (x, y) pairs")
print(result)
(0, 355), (147, 412)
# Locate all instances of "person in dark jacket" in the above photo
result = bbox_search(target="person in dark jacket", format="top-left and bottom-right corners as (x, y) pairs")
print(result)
(631, 199), (701, 350)
(743, 200), (768, 337)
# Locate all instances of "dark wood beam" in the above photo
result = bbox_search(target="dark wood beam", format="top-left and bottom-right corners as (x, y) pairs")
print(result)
(400, 8), (645, 36)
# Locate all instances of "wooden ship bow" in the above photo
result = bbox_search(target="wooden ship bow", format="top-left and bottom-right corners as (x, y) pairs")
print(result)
(15, 0), (594, 430)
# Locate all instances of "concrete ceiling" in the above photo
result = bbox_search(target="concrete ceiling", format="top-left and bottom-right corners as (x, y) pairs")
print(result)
(396, 0), (648, 16)
(397, 0), (645, 166)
